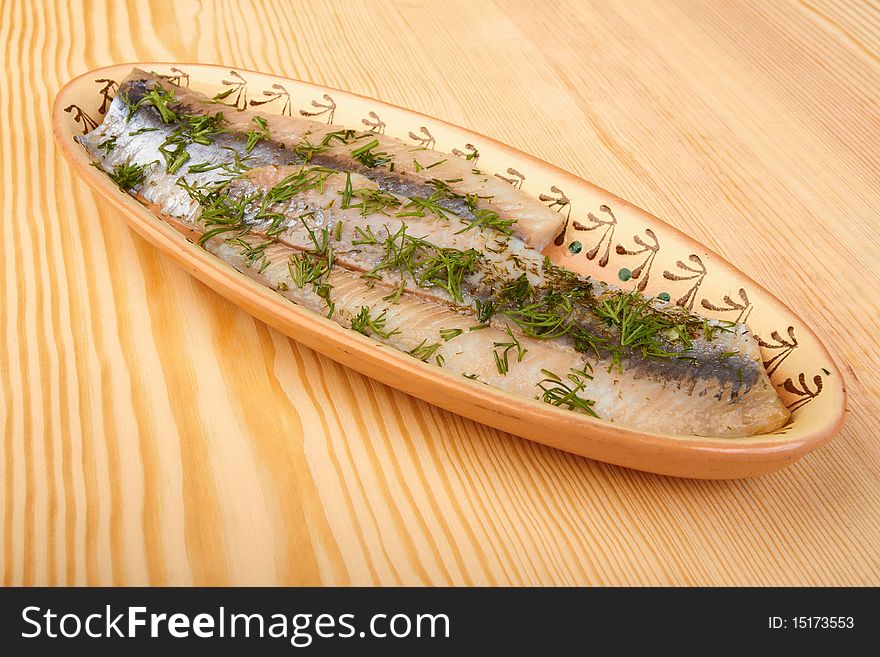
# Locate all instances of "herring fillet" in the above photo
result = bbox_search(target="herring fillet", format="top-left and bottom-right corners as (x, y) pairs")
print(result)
(77, 68), (790, 437)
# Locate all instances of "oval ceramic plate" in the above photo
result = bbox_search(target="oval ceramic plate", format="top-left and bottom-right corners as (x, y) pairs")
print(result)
(53, 63), (846, 479)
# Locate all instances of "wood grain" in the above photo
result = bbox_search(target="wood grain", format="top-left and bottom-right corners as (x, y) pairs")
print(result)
(2, 0), (879, 585)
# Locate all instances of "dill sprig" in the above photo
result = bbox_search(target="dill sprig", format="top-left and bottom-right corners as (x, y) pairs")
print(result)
(502, 291), (573, 340)
(537, 368), (598, 416)
(258, 166), (337, 210)
(439, 328), (463, 341)
(350, 306), (399, 339)
(427, 179), (463, 198)
(286, 225), (335, 319)
(409, 340), (441, 362)
(350, 139), (393, 168)
(352, 225), (380, 246)
(381, 281), (406, 304)
(498, 274), (534, 304)
(592, 290), (692, 370)
(341, 187), (401, 216)
(456, 208), (516, 236)
(418, 247), (479, 303)
(244, 115), (270, 152)
(196, 188), (259, 245)
(95, 160), (155, 193)
(288, 250), (328, 288)
(493, 326), (528, 375)
(156, 110), (228, 174)
(703, 319), (737, 342)
(97, 136), (117, 154)
(227, 237), (272, 273)
(395, 191), (454, 220)
(475, 299), (495, 323)
(366, 223), (480, 303)
(323, 129), (360, 146)
(293, 129), (360, 162)
(129, 85), (178, 122)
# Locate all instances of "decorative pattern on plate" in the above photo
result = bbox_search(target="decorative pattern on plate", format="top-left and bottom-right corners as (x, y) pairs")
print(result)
(662, 254), (707, 310)
(495, 167), (526, 188)
(571, 205), (618, 268)
(701, 287), (752, 323)
(64, 104), (98, 134)
(452, 143), (480, 162)
(756, 326), (798, 376)
(540, 186), (571, 220)
(251, 83), (292, 115)
(214, 71), (249, 109)
(781, 373), (823, 412)
(362, 111), (386, 133)
(95, 79), (118, 114)
(614, 228), (660, 292)
(156, 67), (190, 87)
(408, 126), (435, 149)
(299, 94), (336, 123)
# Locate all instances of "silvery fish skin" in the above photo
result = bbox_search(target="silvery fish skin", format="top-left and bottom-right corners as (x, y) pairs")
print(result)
(77, 69), (790, 437)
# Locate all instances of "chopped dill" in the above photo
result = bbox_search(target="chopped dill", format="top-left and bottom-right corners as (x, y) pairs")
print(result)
(395, 191), (453, 220)
(350, 139), (393, 168)
(498, 274), (533, 304)
(352, 225), (380, 246)
(341, 187), (401, 216)
(502, 291), (573, 340)
(259, 166), (336, 208)
(493, 326), (527, 375)
(537, 368), (598, 416)
(95, 160), (154, 193)
(130, 85), (178, 122)
(186, 161), (224, 173)
(350, 306), (399, 339)
(475, 298), (495, 323)
(456, 208), (516, 236)
(322, 129), (359, 147)
(382, 281), (406, 304)
(366, 222), (480, 303)
(409, 340), (441, 362)
(155, 110), (227, 174)
(244, 115), (270, 152)
(439, 328), (464, 341)
(593, 290), (693, 370)
(97, 136), (117, 154)
(418, 247), (479, 303)
(341, 172), (352, 207)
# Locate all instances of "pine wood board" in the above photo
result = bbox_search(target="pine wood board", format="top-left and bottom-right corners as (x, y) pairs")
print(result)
(2, 0), (879, 585)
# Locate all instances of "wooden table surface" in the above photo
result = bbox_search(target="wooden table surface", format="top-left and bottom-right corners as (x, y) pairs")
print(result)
(3, 0), (879, 586)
